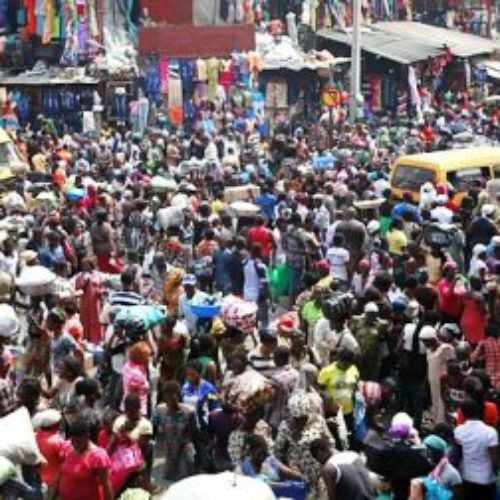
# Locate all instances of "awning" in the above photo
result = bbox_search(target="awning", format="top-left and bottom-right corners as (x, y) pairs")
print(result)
(318, 21), (500, 64)
(377, 21), (500, 58)
(317, 26), (443, 64)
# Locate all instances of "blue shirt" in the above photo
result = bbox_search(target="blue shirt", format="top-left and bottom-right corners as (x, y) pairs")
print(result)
(256, 193), (277, 222)
(391, 202), (422, 223)
(240, 455), (282, 482)
(181, 379), (219, 428)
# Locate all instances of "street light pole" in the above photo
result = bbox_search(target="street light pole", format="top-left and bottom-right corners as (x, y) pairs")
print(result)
(350, 0), (362, 124)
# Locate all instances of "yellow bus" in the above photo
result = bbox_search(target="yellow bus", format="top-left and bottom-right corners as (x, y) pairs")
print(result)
(390, 147), (500, 202)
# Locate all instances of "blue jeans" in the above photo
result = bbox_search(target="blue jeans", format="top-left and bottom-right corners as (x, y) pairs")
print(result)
(114, 93), (127, 122)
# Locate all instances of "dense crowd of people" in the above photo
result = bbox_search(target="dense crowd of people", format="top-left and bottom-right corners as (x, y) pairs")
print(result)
(0, 94), (498, 500)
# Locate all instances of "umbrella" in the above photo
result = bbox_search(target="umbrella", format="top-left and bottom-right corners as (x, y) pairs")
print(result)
(229, 201), (260, 217)
(66, 188), (86, 202)
(161, 472), (276, 500)
(35, 191), (58, 208)
(151, 176), (178, 193)
(15, 265), (56, 296)
(0, 304), (20, 338)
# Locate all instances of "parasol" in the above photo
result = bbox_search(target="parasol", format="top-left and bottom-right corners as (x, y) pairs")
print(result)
(229, 201), (260, 217)
(35, 191), (59, 208)
(15, 265), (56, 296)
(161, 472), (275, 500)
(66, 188), (86, 202)
(151, 176), (178, 193)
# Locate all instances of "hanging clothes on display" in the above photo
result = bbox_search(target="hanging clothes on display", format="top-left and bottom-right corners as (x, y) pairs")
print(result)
(137, 93), (150, 134)
(265, 79), (288, 108)
(114, 87), (127, 125)
(206, 57), (222, 101)
(159, 57), (169, 95)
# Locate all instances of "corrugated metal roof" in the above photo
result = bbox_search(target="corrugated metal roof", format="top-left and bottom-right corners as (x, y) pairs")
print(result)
(377, 21), (500, 58)
(318, 21), (500, 64)
(317, 26), (443, 64)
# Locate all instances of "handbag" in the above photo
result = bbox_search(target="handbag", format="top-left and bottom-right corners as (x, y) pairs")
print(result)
(109, 443), (144, 493)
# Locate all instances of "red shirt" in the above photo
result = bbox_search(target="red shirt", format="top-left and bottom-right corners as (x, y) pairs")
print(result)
(247, 226), (274, 259)
(35, 430), (69, 487)
(438, 278), (463, 319)
(59, 446), (111, 500)
(460, 294), (487, 345)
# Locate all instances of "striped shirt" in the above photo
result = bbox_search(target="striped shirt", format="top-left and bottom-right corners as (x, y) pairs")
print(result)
(108, 290), (145, 309)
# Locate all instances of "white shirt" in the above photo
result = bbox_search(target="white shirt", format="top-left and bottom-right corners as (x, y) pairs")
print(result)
(469, 257), (487, 279)
(454, 419), (498, 484)
(243, 259), (260, 302)
(326, 246), (350, 282)
(401, 323), (426, 355)
(430, 206), (453, 224)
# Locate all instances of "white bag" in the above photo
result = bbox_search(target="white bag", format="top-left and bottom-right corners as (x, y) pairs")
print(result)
(0, 407), (45, 465)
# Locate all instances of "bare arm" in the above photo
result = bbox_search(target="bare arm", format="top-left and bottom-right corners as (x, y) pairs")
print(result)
(95, 468), (113, 500)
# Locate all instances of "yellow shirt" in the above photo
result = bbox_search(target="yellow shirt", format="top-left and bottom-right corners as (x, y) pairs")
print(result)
(318, 363), (359, 414)
(211, 199), (227, 215)
(387, 229), (408, 256)
(112, 415), (153, 442)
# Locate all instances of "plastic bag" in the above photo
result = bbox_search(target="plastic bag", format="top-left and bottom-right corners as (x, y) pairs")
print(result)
(109, 443), (144, 493)
(269, 263), (290, 299)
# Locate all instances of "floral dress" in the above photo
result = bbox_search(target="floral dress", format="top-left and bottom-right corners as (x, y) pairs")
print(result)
(275, 415), (334, 496)
(152, 403), (197, 480)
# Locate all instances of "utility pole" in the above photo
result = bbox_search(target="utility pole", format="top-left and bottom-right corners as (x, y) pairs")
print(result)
(350, 0), (362, 124)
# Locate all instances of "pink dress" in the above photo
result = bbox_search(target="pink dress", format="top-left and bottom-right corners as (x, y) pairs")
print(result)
(122, 361), (149, 416)
(59, 446), (111, 500)
(75, 271), (103, 344)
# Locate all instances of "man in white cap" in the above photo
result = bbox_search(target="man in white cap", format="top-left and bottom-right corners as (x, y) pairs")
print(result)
(351, 302), (389, 381)
(420, 325), (456, 424)
(431, 195), (453, 224)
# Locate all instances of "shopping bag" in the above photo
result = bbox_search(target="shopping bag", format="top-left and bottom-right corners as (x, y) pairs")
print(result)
(109, 443), (144, 493)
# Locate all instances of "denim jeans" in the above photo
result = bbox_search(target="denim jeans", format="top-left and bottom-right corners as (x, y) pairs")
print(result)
(114, 93), (127, 122)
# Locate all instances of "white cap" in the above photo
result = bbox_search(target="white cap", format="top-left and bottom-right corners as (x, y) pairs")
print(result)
(367, 220), (381, 235)
(473, 243), (487, 256)
(482, 204), (495, 217)
(419, 326), (438, 341)
(364, 302), (379, 314)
